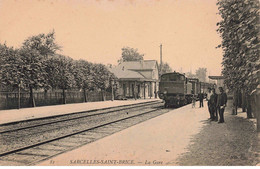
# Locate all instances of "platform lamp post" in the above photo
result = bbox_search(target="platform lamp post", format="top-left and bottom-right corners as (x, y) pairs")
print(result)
(17, 80), (23, 109)
(111, 79), (114, 101)
(18, 82), (21, 109)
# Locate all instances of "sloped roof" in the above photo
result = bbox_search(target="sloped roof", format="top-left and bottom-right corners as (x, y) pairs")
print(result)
(108, 66), (145, 80)
(118, 60), (158, 70)
(208, 76), (224, 80)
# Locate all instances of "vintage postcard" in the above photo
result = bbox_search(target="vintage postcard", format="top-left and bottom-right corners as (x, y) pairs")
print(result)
(0, 0), (259, 166)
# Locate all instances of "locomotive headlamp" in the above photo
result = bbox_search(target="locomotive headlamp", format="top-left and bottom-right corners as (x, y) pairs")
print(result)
(163, 90), (167, 95)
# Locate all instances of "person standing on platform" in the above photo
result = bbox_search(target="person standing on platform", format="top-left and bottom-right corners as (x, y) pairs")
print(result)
(192, 94), (196, 108)
(217, 87), (227, 123)
(207, 88), (213, 119)
(199, 92), (204, 108)
(209, 88), (218, 121)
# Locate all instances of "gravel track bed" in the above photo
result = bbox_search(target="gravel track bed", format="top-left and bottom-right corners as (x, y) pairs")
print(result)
(0, 106), (169, 165)
(1, 103), (161, 138)
(0, 103), (163, 153)
(177, 103), (259, 166)
(0, 101), (159, 132)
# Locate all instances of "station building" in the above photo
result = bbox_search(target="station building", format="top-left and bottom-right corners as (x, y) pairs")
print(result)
(108, 60), (159, 99)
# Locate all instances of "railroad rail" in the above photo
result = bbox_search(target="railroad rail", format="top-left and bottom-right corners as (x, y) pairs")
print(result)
(0, 100), (160, 134)
(0, 100), (169, 165)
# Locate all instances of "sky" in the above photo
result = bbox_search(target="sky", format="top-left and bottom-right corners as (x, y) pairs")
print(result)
(0, 0), (223, 76)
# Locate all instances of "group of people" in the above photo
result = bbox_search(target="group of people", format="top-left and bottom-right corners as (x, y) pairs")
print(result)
(192, 87), (228, 123)
(206, 87), (227, 123)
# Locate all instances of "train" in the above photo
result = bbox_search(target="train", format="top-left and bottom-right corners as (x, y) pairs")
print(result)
(158, 72), (215, 108)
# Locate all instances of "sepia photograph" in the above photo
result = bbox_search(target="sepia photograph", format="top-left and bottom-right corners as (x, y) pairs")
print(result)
(0, 0), (259, 166)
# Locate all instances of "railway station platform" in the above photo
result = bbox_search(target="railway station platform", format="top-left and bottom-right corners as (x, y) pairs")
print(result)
(37, 100), (259, 166)
(0, 98), (159, 125)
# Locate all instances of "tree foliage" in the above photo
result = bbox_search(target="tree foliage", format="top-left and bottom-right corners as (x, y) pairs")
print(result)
(118, 47), (144, 63)
(45, 55), (75, 90)
(195, 68), (207, 82)
(17, 48), (48, 107)
(92, 63), (116, 91)
(0, 31), (118, 106)
(22, 30), (61, 58)
(19, 48), (47, 90)
(0, 44), (23, 90)
(73, 59), (94, 91)
(22, 31), (61, 91)
(160, 62), (172, 74)
(185, 72), (197, 79)
(217, 0), (259, 93)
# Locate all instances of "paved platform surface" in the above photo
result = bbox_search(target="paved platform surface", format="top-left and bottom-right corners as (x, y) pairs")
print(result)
(0, 98), (158, 125)
(37, 101), (210, 166)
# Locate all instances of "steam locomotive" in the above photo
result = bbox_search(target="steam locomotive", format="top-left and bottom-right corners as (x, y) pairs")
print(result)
(158, 72), (214, 108)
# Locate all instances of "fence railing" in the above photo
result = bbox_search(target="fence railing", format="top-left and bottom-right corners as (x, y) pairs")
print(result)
(0, 91), (112, 110)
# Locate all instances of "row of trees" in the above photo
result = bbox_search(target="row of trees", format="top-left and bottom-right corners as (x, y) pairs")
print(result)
(1, 32), (173, 108)
(217, 0), (259, 117)
(0, 31), (116, 107)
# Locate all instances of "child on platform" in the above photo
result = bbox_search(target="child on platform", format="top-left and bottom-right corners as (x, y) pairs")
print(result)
(192, 94), (196, 108)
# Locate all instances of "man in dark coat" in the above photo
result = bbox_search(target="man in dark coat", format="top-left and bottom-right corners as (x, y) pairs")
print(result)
(199, 92), (204, 108)
(217, 87), (227, 123)
(209, 88), (218, 121)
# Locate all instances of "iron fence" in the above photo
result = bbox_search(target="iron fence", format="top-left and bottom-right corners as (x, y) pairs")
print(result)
(0, 91), (112, 110)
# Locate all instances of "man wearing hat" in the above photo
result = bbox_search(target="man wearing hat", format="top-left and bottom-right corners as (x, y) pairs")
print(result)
(217, 87), (227, 123)
(209, 88), (218, 121)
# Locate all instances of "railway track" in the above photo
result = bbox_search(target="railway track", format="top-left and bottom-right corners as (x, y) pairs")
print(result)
(0, 100), (160, 134)
(0, 101), (170, 165)
(0, 102), (162, 141)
